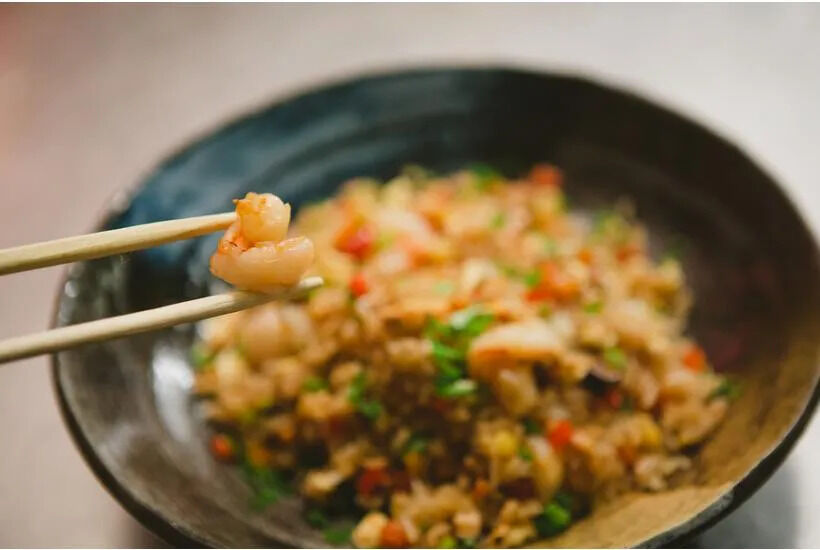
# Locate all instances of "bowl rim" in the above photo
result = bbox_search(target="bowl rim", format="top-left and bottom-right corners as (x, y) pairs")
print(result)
(51, 64), (820, 548)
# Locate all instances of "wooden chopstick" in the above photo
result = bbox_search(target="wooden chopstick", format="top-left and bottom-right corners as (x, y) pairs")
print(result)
(0, 276), (323, 364)
(0, 212), (236, 276)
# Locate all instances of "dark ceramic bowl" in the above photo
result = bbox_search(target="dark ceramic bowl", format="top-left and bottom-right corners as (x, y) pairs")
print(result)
(53, 67), (820, 548)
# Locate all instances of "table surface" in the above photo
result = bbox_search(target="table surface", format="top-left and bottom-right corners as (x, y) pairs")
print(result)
(0, 4), (817, 547)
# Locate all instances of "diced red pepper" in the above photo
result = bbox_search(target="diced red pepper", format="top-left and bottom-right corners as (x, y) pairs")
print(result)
(349, 273), (369, 297)
(605, 388), (624, 409)
(209, 434), (235, 462)
(472, 478), (491, 501)
(526, 285), (554, 302)
(336, 224), (375, 260)
(526, 262), (579, 303)
(682, 344), (707, 372)
(380, 520), (410, 548)
(547, 419), (574, 451)
(356, 466), (390, 497)
(529, 163), (563, 187)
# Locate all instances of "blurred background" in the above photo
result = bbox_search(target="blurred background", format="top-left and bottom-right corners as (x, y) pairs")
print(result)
(0, 3), (818, 547)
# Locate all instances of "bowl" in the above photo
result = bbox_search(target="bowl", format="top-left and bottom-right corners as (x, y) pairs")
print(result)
(52, 67), (820, 547)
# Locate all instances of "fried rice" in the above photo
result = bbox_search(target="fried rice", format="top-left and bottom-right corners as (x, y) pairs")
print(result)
(192, 164), (733, 548)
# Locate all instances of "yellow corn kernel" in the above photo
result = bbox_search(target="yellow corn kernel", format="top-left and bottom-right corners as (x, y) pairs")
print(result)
(491, 431), (518, 458)
(642, 419), (663, 448)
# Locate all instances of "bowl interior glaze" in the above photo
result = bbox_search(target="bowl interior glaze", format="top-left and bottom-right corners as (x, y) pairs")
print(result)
(53, 68), (820, 548)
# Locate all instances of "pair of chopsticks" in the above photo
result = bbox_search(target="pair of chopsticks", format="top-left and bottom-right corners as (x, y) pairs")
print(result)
(0, 213), (322, 365)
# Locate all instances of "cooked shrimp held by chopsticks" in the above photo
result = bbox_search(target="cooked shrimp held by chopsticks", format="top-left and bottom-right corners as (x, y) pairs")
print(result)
(210, 192), (315, 292)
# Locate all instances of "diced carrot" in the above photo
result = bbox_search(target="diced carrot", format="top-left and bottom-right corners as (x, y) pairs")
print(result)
(682, 344), (707, 372)
(547, 419), (574, 451)
(349, 273), (369, 297)
(529, 163), (563, 187)
(209, 433), (235, 462)
(380, 520), (410, 548)
(616, 243), (639, 262)
(356, 466), (390, 496)
(472, 478), (491, 501)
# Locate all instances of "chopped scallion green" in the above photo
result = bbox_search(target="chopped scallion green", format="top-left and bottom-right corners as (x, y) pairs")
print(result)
(302, 376), (329, 393)
(603, 346), (627, 370)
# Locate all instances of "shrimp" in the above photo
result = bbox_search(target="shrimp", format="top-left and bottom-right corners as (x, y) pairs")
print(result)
(210, 192), (315, 292)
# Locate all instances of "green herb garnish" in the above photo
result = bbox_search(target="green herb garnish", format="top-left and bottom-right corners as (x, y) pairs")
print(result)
(303, 376), (329, 393)
(534, 500), (572, 537)
(323, 523), (354, 545)
(448, 306), (494, 335)
(519, 446), (534, 462)
(523, 417), (541, 435)
(583, 301), (603, 314)
(305, 507), (329, 528)
(710, 378), (741, 401)
(437, 535), (458, 549)
(242, 460), (291, 510)
(603, 346), (627, 370)
(348, 372), (383, 420)
(523, 269), (542, 289)
(491, 212), (506, 229)
(437, 379), (478, 398)
(471, 163), (502, 190)
(425, 307), (494, 400)
(538, 304), (553, 318)
(403, 433), (430, 455)
(190, 344), (213, 370)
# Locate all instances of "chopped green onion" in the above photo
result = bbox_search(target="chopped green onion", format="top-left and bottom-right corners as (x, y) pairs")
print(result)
(448, 306), (494, 334)
(242, 461), (291, 510)
(323, 523), (354, 545)
(347, 372), (382, 420)
(305, 507), (329, 528)
(534, 500), (572, 537)
(432, 341), (465, 363)
(552, 491), (575, 511)
(523, 418), (541, 435)
(491, 212), (506, 229)
(437, 535), (458, 549)
(437, 378), (478, 398)
(710, 378), (741, 401)
(458, 537), (477, 549)
(471, 163), (502, 190)
(583, 301), (603, 314)
(403, 433), (430, 455)
(357, 400), (383, 420)
(303, 376), (329, 393)
(523, 269), (542, 289)
(189, 344), (213, 370)
(603, 346), (627, 370)
(518, 446), (534, 462)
